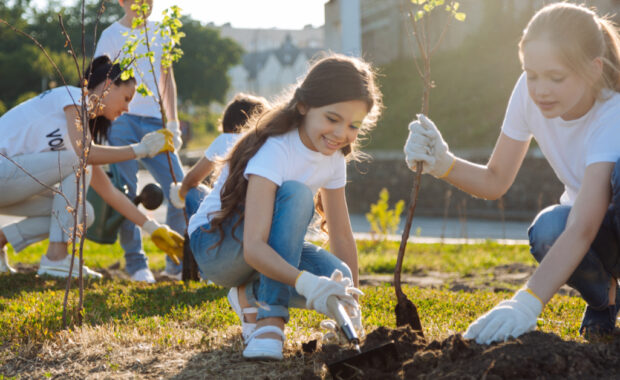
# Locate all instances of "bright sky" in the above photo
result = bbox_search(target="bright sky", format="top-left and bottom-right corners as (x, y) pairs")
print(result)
(32, 0), (329, 29)
(151, 0), (328, 29)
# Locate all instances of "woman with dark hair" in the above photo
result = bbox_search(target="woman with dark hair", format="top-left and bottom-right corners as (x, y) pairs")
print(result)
(0, 55), (183, 279)
(188, 54), (383, 360)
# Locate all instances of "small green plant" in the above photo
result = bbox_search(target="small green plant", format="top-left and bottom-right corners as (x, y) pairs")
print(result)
(366, 188), (405, 242)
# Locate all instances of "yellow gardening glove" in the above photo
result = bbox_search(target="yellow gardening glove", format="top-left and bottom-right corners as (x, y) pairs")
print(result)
(142, 220), (184, 265)
(131, 129), (175, 159)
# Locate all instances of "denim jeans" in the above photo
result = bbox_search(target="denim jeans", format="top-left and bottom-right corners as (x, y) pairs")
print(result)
(189, 181), (352, 323)
(107, 113), (185, 275)
(164, 185), (210, 275)
(528, 159), (620, 310)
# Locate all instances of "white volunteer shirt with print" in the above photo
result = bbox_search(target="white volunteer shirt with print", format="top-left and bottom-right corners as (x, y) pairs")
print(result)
(188, 128), (347, 235)
(0, 86), (82, 158)
(204, 133), (241, 161)
(502, 73), (620, 205)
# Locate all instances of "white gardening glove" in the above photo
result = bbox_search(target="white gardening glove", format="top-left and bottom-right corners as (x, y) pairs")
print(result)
(295, 270), (363, 320)
(404, 114), (455, 178)
(167, 120), (183, 151)
(320, 270), (364, 342)
(131, 129), (174, 159)
(463, 289), (543, 345)
(168, 182), (185, 209)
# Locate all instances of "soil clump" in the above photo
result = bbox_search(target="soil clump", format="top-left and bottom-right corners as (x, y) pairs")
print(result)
(318, 326), (620, 379)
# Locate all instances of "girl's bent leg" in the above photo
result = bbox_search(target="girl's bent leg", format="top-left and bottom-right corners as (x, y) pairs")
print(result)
(253, 181), (315, 323)
(189, 213), (255, 287)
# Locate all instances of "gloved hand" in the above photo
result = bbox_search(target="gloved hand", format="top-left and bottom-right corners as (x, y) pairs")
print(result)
(166, 120), (183, 151)
(463, 288), (543, 345)
(169, 182), (185, 209)
(142, 219), (184, 265)
(131, 129), (174, 159)
(295, 269), (363, 320)
(404, 114), (455, 178)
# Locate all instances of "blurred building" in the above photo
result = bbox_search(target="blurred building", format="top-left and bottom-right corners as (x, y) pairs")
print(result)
(213, 24), (325, 103)
(325, 0), (620, 65)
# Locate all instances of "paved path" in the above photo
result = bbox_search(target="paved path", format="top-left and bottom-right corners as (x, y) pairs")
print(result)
(0, 170), (531, 245)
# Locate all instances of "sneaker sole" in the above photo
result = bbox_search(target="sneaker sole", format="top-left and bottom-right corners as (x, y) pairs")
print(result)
(38, 268), (102, 279)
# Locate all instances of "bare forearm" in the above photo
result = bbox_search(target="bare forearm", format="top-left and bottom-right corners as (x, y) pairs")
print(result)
(527, 229), (593, 303)
(244, 241), (300, 285)
(443, 158), (511, 200)
(162, 68), (178, 122)
(330, 237), (359, 286)
(87, 144), (136, 165)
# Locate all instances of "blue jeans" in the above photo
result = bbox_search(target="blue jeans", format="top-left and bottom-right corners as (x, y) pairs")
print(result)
(108, 113), (185, 275)
(163, 185), (210, 275)
(189, 181), (352, 323)
(528, 159), (620, 310)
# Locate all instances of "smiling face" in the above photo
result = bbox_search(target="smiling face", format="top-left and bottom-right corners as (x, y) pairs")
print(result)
(98, 81), (135, 121)
(522, 39), (598, 121)
(297, 100), (368, 156)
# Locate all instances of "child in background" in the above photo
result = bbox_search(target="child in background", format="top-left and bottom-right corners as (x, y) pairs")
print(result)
(188, 54), (382, 360)
(169, 93), (268, 212)
(0, 56), (182, 277)
(95, 0), (186, 283)
(165, 93), (268, 280)
(404, 3), (620, 343)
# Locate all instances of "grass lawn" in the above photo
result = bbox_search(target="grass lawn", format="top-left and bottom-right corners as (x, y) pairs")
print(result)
(1, 239), (586, 378)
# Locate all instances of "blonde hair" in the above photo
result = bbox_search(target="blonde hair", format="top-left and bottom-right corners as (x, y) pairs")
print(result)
(519, 2), (620, 97)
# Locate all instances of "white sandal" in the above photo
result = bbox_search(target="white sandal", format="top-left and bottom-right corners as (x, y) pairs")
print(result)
(0, 247), (16, 274)
(242, 325), (285, 361)
(227, 287), (257, 342)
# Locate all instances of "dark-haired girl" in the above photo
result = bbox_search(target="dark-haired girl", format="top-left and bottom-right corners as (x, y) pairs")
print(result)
(188, 54), (383, 360)
(0, 55), (182, 278)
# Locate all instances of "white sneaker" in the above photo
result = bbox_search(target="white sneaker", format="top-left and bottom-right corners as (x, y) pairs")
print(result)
(38, 255), (103, 279)
(0, 247), (16, 274)
(131, 268), (156, 283)
(243, 326), (285, 361)
(161, 267), (182, 281)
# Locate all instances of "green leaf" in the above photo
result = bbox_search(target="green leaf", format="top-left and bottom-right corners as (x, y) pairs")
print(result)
(454, 12), (466, 21)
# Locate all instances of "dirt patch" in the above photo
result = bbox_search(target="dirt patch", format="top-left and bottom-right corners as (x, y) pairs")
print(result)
(316, 326), (620, 379)
(360, 263), (579, 297)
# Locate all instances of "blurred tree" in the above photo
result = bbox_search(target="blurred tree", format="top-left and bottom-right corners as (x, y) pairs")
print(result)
(0, 1), (240, 110)
(174, 16), (243, 105)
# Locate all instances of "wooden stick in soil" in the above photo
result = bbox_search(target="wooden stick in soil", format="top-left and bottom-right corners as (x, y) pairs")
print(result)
(394, 162), (424, 335)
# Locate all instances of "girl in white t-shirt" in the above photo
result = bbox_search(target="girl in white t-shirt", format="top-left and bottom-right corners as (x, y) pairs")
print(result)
(405, 3), (620, 344)
(188, 54), (383, 360)
(0, 56), (182, 278)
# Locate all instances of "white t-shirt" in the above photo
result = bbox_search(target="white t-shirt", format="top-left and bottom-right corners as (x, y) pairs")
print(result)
(95, 21), (168, 118)
(204, 133), (241, 161)
(188, 128), (347, 234)
(502, 73), (620, 205)
(0, 86), (81, 158)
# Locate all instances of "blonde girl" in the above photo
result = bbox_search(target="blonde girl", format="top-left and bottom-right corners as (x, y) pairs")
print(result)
(405, 3), (620, 344)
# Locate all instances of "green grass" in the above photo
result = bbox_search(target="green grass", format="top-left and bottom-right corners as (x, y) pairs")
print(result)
(357, 240), (536, 275)
(0, 238), (584, 356)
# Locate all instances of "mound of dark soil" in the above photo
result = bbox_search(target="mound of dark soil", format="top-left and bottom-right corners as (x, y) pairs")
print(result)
(318, 326), (620, 379)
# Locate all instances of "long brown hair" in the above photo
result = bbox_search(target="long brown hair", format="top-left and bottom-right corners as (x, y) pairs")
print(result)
(519, 3), (620, 97)
(208, 53), (383, 244)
